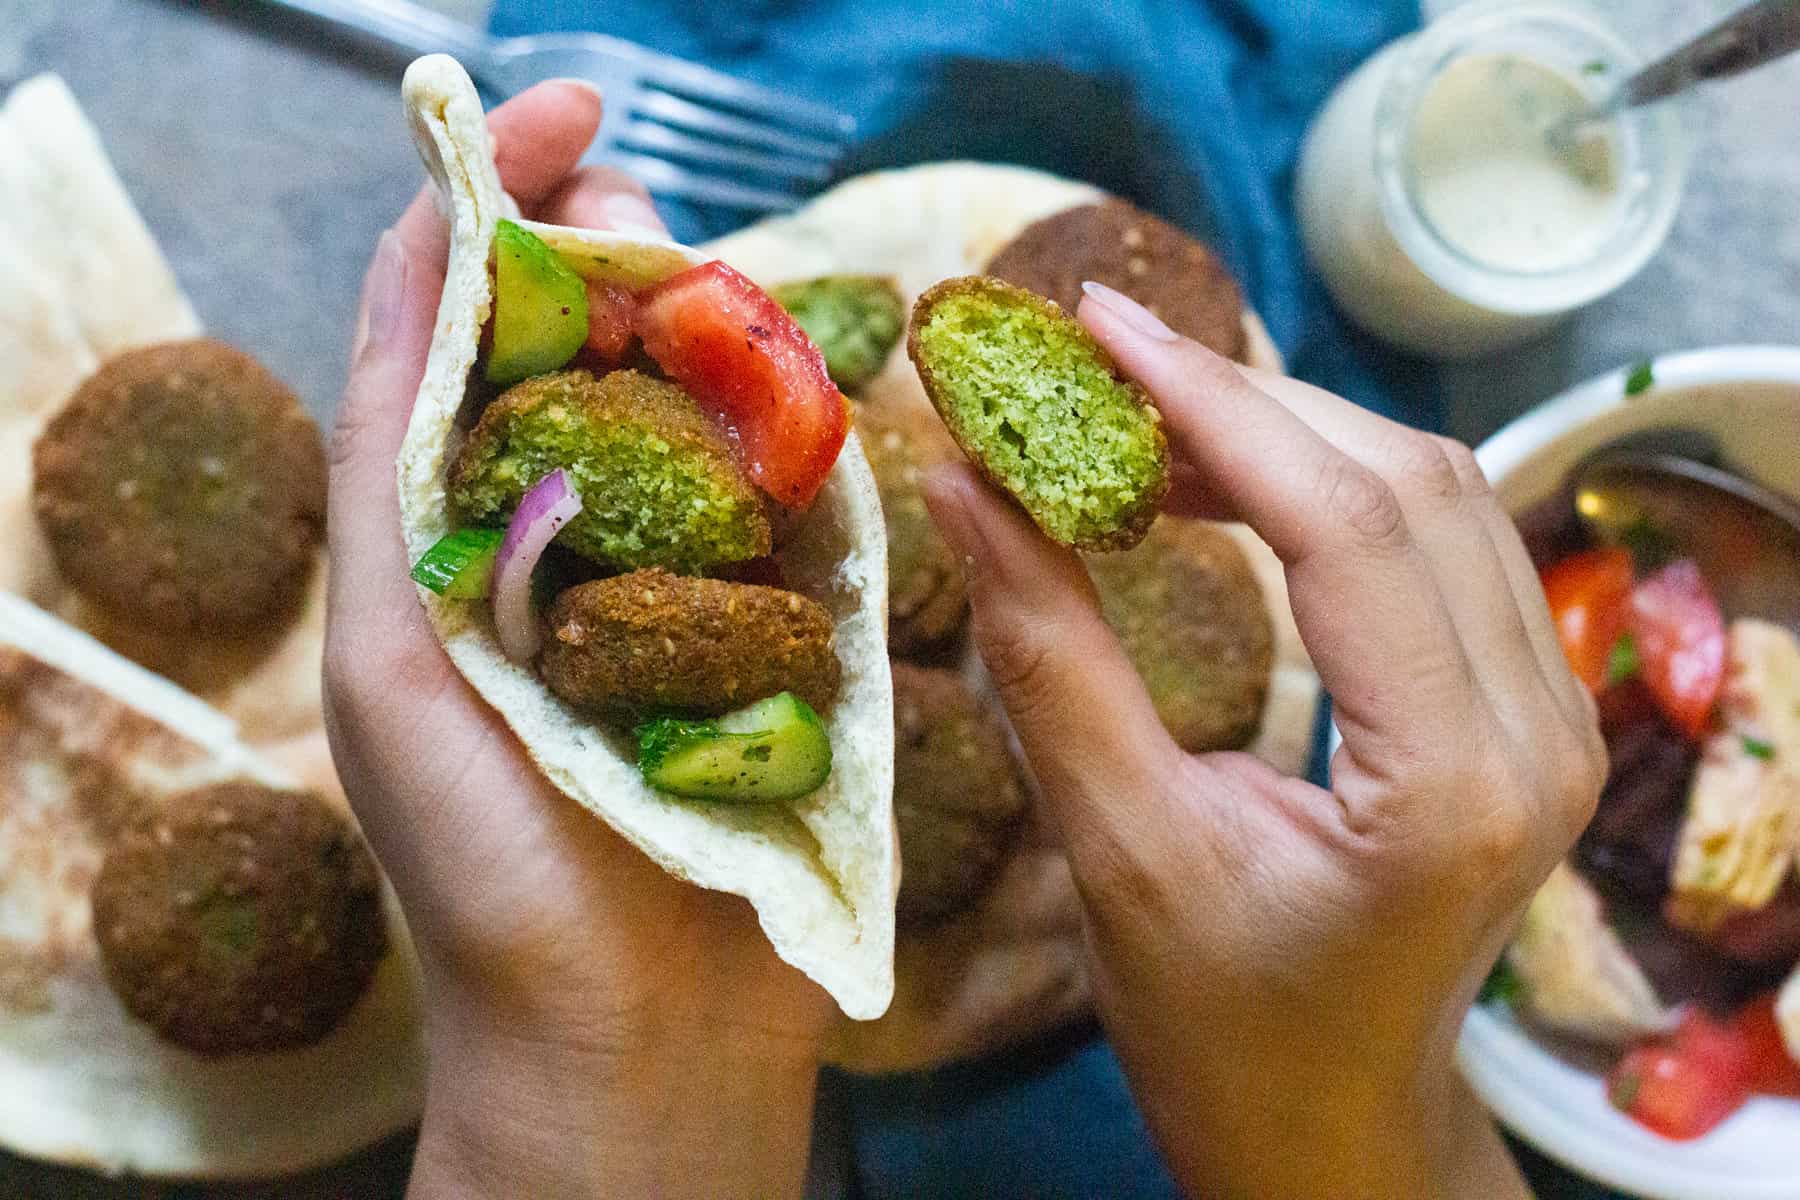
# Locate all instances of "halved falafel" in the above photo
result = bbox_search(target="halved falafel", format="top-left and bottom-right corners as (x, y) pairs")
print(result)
(449, 369), (769, 574)
(1085, 518), (1273, 752)
(771, 275), (906, 393)
(985, 199), (1248, 362)
(858, 401), (968, 658)
(891, 662), (1029, 927)
(908, 276), (1169, 552)
(90, 782), (387, 1056)
(541, 568), (840, 716)
(31, 339), (325, 633)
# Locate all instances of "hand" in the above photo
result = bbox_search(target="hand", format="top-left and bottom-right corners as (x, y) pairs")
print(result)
(323, 82), (827, 1198)
(922, 283), (1606, 1198)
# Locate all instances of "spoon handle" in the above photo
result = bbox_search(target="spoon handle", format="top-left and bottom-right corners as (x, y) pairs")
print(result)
(1620, 0), (1800, 108)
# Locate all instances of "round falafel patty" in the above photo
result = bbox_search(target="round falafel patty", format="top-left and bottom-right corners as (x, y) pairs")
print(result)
(90, 782), (387, 1056)
(1085, 518), (1273, 752)
(891, 662), (1029, 927)
(858, 402), (968, 658)
(541, 568), (840, 716)
(32, 339), (325, 632)
(985, 198), (1248, 362)
(449, 369), (770, 574)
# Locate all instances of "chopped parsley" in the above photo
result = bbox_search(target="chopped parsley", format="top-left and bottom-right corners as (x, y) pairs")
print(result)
(1582, 60), (1609, 76)
(1742, 735), (1776, 761)
(1480, 959), (1523, 1006)
(1606, 633), (1641, 686)
(1625, 360), (1655, 396)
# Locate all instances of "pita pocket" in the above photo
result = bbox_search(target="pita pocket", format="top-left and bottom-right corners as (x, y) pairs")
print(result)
(0, 594), (423, 1179)
(705, 162), (1319, 1070)
(397, 56), (896, 1019)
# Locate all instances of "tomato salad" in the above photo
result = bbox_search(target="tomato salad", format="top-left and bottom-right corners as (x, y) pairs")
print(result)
(1499, 503), (1800, 1140)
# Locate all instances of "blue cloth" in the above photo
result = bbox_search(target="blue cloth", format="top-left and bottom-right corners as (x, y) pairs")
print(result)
(487, 3), (1439, 1197)
(490, 0), (1436, 432)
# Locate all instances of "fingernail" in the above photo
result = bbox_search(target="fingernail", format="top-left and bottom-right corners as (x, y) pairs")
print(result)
(546, 76), (603, 101)
(1081, 280), (1178, 342)
(352, 230), (408, 367)
(600, 191), (666, 238)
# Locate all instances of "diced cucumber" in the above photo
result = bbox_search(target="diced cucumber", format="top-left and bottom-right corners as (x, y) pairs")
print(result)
(636, 692), (832, 803)
(410, 526), (505, 598)
(486, 219), (589, 386)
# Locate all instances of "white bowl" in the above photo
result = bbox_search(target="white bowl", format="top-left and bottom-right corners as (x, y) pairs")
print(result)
(1460, 345), (1800, 1200)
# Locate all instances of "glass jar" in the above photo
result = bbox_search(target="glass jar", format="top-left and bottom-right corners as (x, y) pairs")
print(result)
(1295, 1), (1689, 360)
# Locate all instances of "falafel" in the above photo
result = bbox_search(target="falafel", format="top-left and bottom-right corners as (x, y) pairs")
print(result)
(771, 275), (906, 393)
(90, 782), (387, 1056)
(908, 276), (1169, 552)
(985, 199), (1248, 362)
(449, 369), (769, 574)
(1085, 518), (1273, 751)
(31, 339), (325, 633)
(891, 662), (1029, 927)
(858, 402), (968, 658)
(541, 568), (840, 716)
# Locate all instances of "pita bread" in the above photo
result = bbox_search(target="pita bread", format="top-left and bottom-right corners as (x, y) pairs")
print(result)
(398, 56), (897, 1020)
(0, 74), (419, 1176)
(704, 163), (1321, 1070)
(0, 74), (330, 760)
(0, 594), (424, 1179)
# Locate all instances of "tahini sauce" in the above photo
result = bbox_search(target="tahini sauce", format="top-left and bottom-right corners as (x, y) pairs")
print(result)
(1409, 54), (1621, 273)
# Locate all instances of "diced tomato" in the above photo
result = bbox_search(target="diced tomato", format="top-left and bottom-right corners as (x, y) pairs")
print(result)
(1628, 560), (1726, 739)
(582, 280), (638, 367)
(636, 261), (848, 509)
(1735, 993), (1800, 1097)
(1541, 548), (1635, 693)
(1608, 1010), (1751, 1140)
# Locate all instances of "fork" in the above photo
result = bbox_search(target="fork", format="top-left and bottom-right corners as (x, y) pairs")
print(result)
(257, 0), (855, 212)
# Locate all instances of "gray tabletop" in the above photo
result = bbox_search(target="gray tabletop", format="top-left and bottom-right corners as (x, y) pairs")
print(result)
(2, 1), (1795, 1198)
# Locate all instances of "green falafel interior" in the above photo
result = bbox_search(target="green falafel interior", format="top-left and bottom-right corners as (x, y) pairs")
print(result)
(399, 55), (895, 1020)
(907, 275), (1169, 551)
(772, 275), (906, 393)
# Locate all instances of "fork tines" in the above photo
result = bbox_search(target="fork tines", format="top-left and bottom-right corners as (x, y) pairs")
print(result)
(618, 60), (853, 212)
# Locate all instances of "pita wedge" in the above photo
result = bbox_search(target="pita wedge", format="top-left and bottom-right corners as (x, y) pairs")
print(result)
(398, 56), (896, 1019)
(0, 594), (423, 1179)
(705, 163), (1320, 1070)
(0, 74), (331, 793)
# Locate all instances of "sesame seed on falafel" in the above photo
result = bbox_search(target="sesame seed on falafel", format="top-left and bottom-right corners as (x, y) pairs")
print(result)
(891, 662), (1029, 927)
(90, 782), (387, 1056)
(540, 568), (840, 717)
(31, 339), (325, 634)
(449, 369), (770, 575)
(857, 401), (968, 659)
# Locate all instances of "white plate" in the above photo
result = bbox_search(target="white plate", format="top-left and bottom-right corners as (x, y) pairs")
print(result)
(1463, 345), (1800, 1200)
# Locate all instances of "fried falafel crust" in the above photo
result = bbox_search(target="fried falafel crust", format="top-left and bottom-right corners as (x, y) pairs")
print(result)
(541, 568), (841, 716)
(31, 338), (325, 633)
(891, 662), (1029, 926)
(858, 401), (968, 658)
(90, 782), (387, 1056)
(448, 368), (771, 574)
(908, 276), (1168, 553)
(985, 198), (1248, 363)
(1085, 517), (1273, 752)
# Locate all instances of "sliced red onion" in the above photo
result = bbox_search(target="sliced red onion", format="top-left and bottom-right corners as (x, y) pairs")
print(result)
(491, 468), (583, 664)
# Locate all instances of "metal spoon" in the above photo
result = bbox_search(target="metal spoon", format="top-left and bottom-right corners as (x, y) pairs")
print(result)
(1571, 446), (1800, 627)
(1548, 0), (1800, 152)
